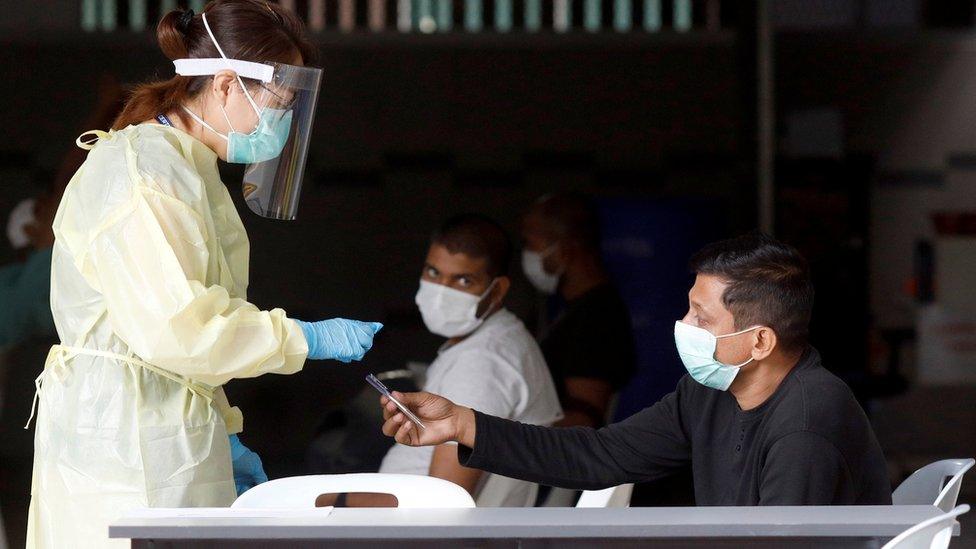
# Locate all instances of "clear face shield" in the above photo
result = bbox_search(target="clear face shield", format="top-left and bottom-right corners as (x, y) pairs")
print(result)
(173, 13), (323, 220)
(238, 63), (322, 220)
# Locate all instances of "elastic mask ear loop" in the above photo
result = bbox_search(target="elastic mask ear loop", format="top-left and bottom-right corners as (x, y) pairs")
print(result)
(218, 102), (237, 134)
(202, 12), (263, 119)
(237, 79), (263, 117)
(476, 279), (500, 321)
(182, 106), (229, 142)
(715, 325), (762, 340)
(729, 356), (754, 369)
(714, 325), (762, 368)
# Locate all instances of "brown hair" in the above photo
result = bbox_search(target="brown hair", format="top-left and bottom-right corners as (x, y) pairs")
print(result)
(112, 0), (316, 130)
(689, 233), (814, 352)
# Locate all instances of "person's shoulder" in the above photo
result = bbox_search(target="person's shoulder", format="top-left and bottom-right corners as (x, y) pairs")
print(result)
(443, 335), (517, 373)
(121, 125), (210, 199)
(769, 348), (866, 433)
(60, 127), (155, 223)
(468, 309), (538, 356)
(793, 349), (860, 407)
(125, 124), (198, 167)
(86, 124), (199, 181)
(62, 125), (211, 236)
(97, 123), (181, 157)
(446, 310), (545, 378)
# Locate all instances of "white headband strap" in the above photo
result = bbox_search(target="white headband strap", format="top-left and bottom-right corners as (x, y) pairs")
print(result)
(173, 58), (274, 83)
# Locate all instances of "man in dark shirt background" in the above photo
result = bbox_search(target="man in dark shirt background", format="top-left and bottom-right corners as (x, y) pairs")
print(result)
(520, 193), (636, 428)
(380, 234), (892, 505)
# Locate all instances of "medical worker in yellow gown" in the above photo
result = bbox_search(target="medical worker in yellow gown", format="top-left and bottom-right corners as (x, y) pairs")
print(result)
(26, 2), (381, 547)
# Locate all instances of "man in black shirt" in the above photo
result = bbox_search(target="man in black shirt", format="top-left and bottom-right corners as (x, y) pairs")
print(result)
(521, 193), (636, 427)
(379, 234), (892, 505)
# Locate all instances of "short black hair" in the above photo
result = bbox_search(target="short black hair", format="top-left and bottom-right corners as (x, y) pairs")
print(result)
(530, 192), (602, 251)
(690, 233), (814, 352)
(431, 214), (512, 278)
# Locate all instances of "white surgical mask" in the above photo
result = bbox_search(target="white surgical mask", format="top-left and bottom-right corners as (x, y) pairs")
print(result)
(521, 244), (561, 295)
(415, 279), (497, 338)
(7, 198), (35, 250)
(673, 321), (761, 391)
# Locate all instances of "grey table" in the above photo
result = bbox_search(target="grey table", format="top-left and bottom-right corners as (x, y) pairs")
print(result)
(109, 505), (957, 548)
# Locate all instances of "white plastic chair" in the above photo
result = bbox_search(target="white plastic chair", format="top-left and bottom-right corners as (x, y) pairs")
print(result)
(232, 474), (476, 509)
(474, 473), (539, 507)
(881, 504), (968, 549)
(576, 484), (634, 508)
(893, 459), (975, 512)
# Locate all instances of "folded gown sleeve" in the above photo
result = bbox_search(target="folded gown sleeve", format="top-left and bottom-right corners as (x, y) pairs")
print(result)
(83, 183), (308, 387)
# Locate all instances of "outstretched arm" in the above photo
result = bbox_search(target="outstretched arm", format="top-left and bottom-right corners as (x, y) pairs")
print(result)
(381, 389), (691, 490)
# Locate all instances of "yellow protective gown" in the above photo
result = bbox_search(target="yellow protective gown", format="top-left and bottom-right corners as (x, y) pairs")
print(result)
(27, 123), (308, 548)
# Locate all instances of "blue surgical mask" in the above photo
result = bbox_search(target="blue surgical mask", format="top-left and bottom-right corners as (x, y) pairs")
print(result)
(673, 321), (761, 391)
(224, 106), (292, 164)
(182, 81), (293, 165)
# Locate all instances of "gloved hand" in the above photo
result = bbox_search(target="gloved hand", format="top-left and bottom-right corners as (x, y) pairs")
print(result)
(229, 434), (268, 496)
(295, 319), (383, 362)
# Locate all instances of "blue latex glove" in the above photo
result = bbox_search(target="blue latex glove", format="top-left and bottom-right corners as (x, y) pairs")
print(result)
(229, 434), (268, 496)
(295, 319), (383, 362)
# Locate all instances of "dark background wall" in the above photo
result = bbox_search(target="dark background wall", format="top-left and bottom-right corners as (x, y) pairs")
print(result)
(4, 26), (973, 470)
(4, 5), (976, 544)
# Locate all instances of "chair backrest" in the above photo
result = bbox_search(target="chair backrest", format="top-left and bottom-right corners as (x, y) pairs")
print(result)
(0, 502), (7, 549)
(232, 474), (476, 509)
(881, 504), (968, 549)
(893, 459), (976, 512)
(474, 473), (540, 507)
(576, 484), (634, 508)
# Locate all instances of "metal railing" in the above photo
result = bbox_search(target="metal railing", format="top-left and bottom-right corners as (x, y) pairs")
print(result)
(80, 0), (725, 34)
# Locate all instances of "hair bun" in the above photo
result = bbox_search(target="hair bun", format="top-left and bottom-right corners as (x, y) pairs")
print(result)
(157, 9), (190, 61)
(177, 9), (195, 34)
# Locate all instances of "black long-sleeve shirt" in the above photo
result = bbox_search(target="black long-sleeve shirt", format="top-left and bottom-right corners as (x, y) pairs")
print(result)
(459, 347), (891, 505)
(540, 284), (637, 398)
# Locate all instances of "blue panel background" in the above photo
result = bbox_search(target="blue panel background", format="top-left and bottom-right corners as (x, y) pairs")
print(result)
(596, 197), (727, 421)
